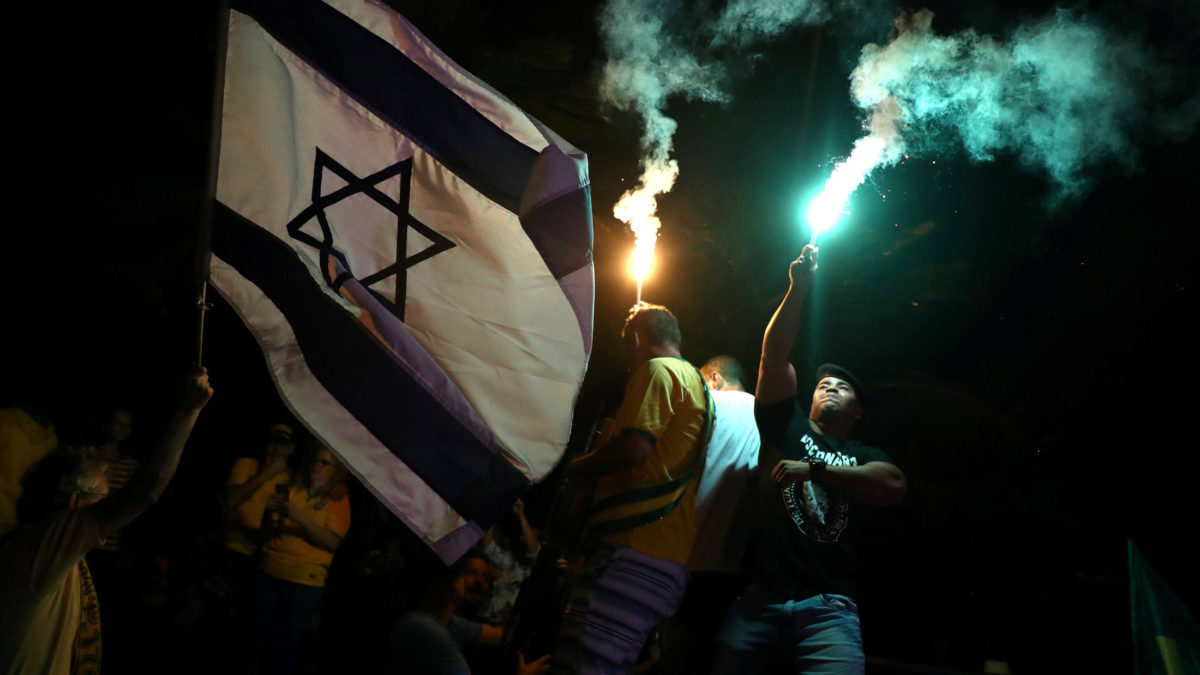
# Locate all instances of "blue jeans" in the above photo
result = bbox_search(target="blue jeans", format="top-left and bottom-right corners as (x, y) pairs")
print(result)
(247, 573), (325, 675)
(714, 587), (863, 675)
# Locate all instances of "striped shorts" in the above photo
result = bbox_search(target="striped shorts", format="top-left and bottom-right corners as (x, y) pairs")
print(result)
(551, 544), (688, 675)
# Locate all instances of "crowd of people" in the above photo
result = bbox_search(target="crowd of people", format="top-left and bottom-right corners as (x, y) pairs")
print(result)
(2, 246), (907, 675)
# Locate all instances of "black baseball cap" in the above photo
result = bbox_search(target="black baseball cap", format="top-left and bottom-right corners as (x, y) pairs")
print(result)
(815, 363), (865, 405)
(268, 423), (295, 444)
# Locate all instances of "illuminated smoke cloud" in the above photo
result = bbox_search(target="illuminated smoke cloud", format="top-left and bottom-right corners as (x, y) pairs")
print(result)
(599, 0), (724, 293)
(599, 0), (831, 293)
(850, 8), (1195, 202)
(709, 0), (830, 48)
(807, 97), (905, 238)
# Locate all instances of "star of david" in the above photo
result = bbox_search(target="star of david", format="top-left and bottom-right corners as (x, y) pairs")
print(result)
(286, 148), (455, 321)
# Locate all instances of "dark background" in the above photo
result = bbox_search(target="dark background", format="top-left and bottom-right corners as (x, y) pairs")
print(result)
(3, 0), (1197, 672)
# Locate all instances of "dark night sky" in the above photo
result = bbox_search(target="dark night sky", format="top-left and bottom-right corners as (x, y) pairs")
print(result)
(3, 0), (1198, 671)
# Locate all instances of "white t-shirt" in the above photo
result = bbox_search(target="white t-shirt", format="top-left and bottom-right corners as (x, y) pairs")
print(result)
(688, 389), (760, 573)
(1, 509), (104, 675)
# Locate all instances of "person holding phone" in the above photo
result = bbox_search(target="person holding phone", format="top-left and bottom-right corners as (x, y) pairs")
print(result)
(211, 423), (296, 653)
(248, 444), (351, 675)
(225, 424), (296, 557)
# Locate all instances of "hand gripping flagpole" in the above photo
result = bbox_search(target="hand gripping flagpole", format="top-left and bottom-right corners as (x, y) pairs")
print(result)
(502, 400), (608, 662)
(196, 0), (231, 367)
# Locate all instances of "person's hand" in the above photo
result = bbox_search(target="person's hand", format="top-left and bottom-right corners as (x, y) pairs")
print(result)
(596, 417), (615, 445)
(788, 245), (818, 286)
(513, 498), (526, 520)
(771, 459), (811, 486)
(556, 554), (584, 581)
(517, 651), (551, 675)
(566, 456), (588, 480)
(182, 367), (215, 411)
(263, 456), (289, 478)
(266, 494), (292, 517)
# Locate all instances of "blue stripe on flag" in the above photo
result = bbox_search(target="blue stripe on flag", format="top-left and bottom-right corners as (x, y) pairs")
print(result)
(519, 187), (593, 279)
(233, 0), (593, 281)
(232, 0), (536, 216)
(212, 201), (528, 522)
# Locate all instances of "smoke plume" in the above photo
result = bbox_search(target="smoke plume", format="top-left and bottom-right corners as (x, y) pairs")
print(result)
(848, 8), (1196, 202)
(599, 0), (831, 292)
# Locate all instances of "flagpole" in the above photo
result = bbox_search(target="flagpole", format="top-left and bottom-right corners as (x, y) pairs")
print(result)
(501, 400), (608, 663)
(195, 0), (231, 366)
(543, 400), (608, 548)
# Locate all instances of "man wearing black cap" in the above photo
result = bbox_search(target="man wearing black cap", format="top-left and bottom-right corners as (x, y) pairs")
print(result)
(714, 245), (907, 675)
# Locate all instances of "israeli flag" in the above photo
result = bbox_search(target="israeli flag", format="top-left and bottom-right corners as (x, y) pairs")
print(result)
(210, 0), (593, 561)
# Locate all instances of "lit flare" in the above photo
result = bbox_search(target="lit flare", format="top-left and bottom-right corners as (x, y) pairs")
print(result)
(806, 97), (905, 245)
(806, 136), (885, 245)
(615, 160), (678, 303)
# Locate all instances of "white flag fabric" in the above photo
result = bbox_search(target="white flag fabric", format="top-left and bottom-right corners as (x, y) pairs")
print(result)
(210, 0), (593, 562)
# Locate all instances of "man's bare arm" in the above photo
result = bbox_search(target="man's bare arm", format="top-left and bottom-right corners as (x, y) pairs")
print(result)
(757, 246), (817, 404)
(513, 499), (539, 556)
(265, 494), (343, 552)
(92, 368), (213, 538)
(567, 430), (655, 479)
(771, 459), (907, 506)
(479, 623), (503, 646)
(226, 457), (288, 510)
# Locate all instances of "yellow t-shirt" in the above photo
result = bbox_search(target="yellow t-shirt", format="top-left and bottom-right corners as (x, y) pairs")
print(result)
(0, 408), (58, 535)
(224, 458), (290, 556)
(589, 357), (708, 564)
(259, 486), (351, 587)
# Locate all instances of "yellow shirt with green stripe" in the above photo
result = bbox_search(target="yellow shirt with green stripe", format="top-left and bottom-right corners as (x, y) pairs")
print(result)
(260, 486), (351, 587)
(589, 357), (709, 565)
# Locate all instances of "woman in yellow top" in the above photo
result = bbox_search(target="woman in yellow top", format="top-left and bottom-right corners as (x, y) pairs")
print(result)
(248, 445), (351, 675)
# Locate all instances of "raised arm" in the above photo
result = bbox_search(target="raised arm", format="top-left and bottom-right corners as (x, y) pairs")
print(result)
(757, 246), (817, 404)
(92, 368), (213, 537)
(513, 498), (539, 556)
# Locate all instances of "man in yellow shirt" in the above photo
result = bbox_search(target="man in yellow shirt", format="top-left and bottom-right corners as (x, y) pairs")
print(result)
(224, 424), (295, 557)
(202, 423), (295, 663)
(551, 304), (711, 674)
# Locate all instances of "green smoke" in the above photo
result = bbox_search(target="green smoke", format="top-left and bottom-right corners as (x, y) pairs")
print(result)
(598, 0), (834, 239)
(599, 0), (835, 161)
(852, 8), (1195, 201)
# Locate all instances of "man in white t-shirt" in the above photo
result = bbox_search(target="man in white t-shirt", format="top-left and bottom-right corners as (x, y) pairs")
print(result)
(661, 355), (761, 675)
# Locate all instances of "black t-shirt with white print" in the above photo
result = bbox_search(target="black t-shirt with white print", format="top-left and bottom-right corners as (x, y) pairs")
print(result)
(745, 396), (895, 600)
